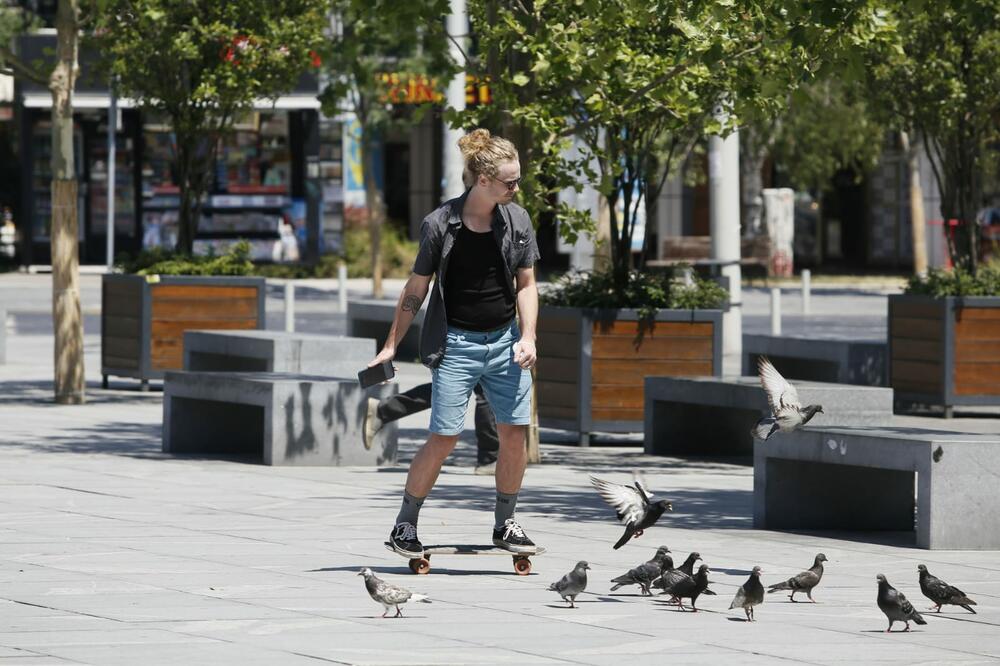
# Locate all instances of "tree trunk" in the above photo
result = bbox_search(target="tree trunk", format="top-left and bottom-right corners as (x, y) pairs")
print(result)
(175, 132), (212, 255)
(900, 131), (927, 276)
(50, 0), (83, 404)
(360, 128), (385, 298)
(740, 126), (769, 238)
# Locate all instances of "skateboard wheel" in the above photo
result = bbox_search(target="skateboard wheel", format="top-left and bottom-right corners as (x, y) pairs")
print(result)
(513, 557), (531, 575)
(409, 558), (431, 575)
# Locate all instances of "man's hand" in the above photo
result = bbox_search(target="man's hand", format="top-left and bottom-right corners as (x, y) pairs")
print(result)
(513, 339), (537, 369)
(368, 346), (397, 375)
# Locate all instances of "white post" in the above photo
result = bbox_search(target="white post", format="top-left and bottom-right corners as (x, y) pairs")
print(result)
(801, 268), (811, 315)
(709, 104), (742, 370)
(442, 0), (468, 201)
(105, 80), (117, 270)
(770, 287), (781, 336)
(338, 262), (348, 313)
(284, 282), (295, 332)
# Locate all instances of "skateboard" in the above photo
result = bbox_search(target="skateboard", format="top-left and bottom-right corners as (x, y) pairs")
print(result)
(384, 542), (546, 575)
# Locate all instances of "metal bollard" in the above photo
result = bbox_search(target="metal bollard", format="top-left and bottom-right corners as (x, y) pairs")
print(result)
(770, 287), (781, 336)
(338, 262), (348, 313)
(801, 269), (811, 315)
(284, 282), (295, 332)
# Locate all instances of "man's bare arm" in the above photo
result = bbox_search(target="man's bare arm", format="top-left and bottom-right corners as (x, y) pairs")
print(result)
(513, 266), (538, 368)
(368, 273), (432, 366)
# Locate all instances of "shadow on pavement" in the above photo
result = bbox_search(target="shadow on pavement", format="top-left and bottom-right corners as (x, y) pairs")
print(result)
(0, 379), (164, 405)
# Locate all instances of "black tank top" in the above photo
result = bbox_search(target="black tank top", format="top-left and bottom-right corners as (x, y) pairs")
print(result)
(444, 224), (516, 331)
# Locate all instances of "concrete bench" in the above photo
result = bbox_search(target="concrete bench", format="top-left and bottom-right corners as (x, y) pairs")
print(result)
(643, 375), (893, 456)
(347, 299), (424, 361)
(754, 426), (1000, 549)
(183, 330), (374, 376)
(0, 307), (5, 364)
(743, 334), (887, 386)
(163, 371), (398, 466)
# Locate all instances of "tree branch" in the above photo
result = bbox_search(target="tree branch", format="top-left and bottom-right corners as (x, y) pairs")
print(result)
(0, 46), (48, 86)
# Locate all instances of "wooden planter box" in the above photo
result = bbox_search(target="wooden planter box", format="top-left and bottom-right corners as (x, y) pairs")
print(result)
(536, 305), (723, 445)
(889, 294), (1000, 416)
(102, 274), (266, 388)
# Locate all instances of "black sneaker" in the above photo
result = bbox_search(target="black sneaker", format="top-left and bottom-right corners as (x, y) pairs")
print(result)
(492, 519), (537, 553)
(389, 522), (423, 557)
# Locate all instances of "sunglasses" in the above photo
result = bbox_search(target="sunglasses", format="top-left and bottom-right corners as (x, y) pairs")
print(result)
(493, 176), (521, 191)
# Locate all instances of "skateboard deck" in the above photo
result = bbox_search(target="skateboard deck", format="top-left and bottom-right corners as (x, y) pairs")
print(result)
(384, 542), (546, 575)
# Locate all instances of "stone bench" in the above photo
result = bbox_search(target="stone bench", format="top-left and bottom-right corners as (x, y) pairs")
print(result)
(163, 371), (398, 466)
(347, 299), (424, 361)
(0, 307), (6, 364)
(183, 330), (374, 376)
(743, 334), (887, 386)
(643, 375), (893, 456)
(754, 426), (1000, 549)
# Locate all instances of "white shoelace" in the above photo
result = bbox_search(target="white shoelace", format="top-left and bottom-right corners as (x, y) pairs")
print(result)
(395, 522), (418, 541)
(502, 520), (526, 540)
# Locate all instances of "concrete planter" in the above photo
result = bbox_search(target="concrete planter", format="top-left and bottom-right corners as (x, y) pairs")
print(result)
(536, 304), (723, 445)
(101, 274), (266, 389)
(888, 294), (1000, 416)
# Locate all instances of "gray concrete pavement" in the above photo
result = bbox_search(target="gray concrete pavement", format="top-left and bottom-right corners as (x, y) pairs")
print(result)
(2, 304), (1000, 664)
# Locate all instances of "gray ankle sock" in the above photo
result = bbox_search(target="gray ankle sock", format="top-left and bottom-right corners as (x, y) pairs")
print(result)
(395, 491), (425, 527)
(494, 491), (518, 529)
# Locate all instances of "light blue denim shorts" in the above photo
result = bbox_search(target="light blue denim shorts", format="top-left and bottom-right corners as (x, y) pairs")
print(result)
(430, 321), (533, 435)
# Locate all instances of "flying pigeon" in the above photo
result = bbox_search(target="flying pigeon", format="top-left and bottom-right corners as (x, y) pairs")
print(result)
(358, 567), (431, 618)
(877, 574), (927, 632)
(550, 561), (590, 608)
(752, 357), (824, 440)
(729, 566), (765, 621)
(653, 551), (701, 596)
(661, 564), (714, 611)
(610, 546), (671, 596)
(918, 564), (977, 614)
(767, 553), (827, 602)
(590, 474), (673, 549)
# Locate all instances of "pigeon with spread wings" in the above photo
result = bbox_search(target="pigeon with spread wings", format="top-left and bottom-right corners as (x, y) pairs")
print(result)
(590, 474), (672, 549)
(752, 357), (824, 441)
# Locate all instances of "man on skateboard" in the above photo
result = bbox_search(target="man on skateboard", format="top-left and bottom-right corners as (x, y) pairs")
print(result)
(366, 128), (540, 557)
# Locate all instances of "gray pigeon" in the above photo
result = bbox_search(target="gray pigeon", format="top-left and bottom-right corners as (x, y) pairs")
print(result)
(918, 564), (977, 614)
(653, 551), (700, 595)
(610, 546), (671, 596)
(877, 574), (927, 632)
(729, 566), (765, 621)
(358, 567), (431, 618)
(752, 357), (823, 440)
(590, 474), (673, 549)
(662, 564), (714, 611)
(767, 553), (827, 602)
(550, 561), (589, 608)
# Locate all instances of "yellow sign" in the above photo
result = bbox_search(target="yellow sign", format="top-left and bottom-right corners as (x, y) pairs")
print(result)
(376, 73), (492, 106)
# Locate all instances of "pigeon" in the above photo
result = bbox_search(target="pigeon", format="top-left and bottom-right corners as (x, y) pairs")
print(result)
(729, 566), (765, 621)
(590, 474), (673, 549)
(918, 564), (977, 614)
(752, 357), (824, 440)
(610, 546), (671, 596)
(767, 553), (827, 602)
(358, 567), (431, 618)
(877, 573), (927, 632)
(653, 551), (700, 592)
(662, 564), (714, 611)
(550, 561), (589, 608)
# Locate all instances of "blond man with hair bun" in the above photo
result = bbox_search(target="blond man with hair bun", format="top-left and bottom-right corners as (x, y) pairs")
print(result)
(368, 128), (542, 557)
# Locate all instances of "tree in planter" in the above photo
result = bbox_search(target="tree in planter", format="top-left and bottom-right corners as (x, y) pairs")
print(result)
(94, 0), (327, 254)
(0, 0), (84, 404)
(867, 0), (1000, 273)
(463, 0), (894, 291)
(318, 0), (454, 299)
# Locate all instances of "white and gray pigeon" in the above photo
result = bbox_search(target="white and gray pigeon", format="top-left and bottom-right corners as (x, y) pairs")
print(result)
(358, 567), (431, 618)
(752, 357), (823, 441)
(549, 561), (590, 608)
(767, 553), (827, 602)
(729, 566), (765, 621)
(590, 473), (673, 549)
(610, 546), (671, 596)
(876, 574), (927, 632)
(918, 564), (977, 614)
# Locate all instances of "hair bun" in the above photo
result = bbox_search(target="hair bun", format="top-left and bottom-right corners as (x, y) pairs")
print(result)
(457, 128), (492, 158)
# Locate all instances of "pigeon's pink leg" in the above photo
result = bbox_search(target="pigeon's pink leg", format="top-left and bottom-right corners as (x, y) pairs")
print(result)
(904, 622), (910, 632)
(395, 606), (403, 618)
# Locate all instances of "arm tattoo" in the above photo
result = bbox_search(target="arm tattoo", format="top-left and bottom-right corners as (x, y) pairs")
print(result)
(401, 294), (422, 314)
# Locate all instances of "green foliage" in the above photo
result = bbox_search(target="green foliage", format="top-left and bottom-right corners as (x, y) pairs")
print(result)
(340, 223), (418, 279)
(905, 263), (1000, 297)
(120, 241), (255, 276)
(540, 269), (728, 318)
